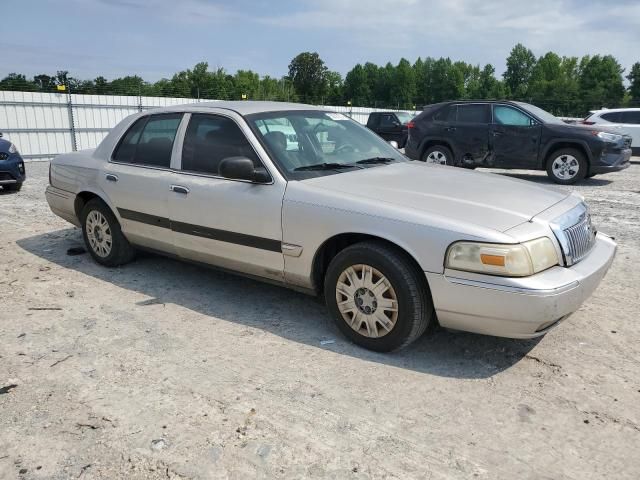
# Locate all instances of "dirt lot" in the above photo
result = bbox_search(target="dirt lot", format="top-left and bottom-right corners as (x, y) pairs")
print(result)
(1, 161), (639, 479)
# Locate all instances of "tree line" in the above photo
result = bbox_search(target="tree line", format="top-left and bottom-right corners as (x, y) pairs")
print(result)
(2, 44), (639, 117)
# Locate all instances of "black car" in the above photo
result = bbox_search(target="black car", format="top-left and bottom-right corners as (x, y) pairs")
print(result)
(366, 111), (414, 148)
(0, 132), (26, 192)
(405, 101), (632, 184)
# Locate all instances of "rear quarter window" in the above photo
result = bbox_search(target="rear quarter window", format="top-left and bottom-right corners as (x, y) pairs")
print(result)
(600, 112), (622, 123)
(620, 111), (640, 124)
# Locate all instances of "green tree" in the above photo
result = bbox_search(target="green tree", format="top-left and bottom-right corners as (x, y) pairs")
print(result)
(0, 73), (36, 91)
(503, 43), (536, 98)
(343, 64), (370, 106)
(429, 57), (464, 103)
(390, 58), (416, 108)
(528, 53), (580, 115)
(627, 62), (640, 104)
(325, 71), (343, 104)
(578, 55), (625, 111)
(233, 70), (261, 100)
(33, 74), (56, 92)
(287, 52), (328, 103)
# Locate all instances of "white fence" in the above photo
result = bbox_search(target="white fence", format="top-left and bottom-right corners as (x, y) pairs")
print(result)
(0, 90), (418, 161)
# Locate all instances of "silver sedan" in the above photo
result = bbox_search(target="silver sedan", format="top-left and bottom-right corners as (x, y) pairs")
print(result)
(45, 102), (616, 351)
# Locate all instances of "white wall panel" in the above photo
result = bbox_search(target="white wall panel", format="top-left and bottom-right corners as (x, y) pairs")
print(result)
(0, 90), (417, 161)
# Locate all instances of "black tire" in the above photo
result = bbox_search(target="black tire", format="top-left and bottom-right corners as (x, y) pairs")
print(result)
(81, 198), (135, 267)
(421, 145), (453, 165)
(546, 148), (587, 185)
(4, 182), (22, 192)
(324, 241), (434, 352)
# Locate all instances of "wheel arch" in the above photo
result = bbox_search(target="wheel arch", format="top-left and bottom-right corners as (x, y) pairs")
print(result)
(418, 137), (456, 162)
(74, 189), (119, 222)
(542, 140), (592, 169)
(311, 232), (429, 297)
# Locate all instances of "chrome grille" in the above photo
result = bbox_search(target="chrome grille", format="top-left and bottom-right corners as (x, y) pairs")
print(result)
(562, 213), (596, 265)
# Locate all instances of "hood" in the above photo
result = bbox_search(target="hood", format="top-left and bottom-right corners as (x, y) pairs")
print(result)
(303, 162), (570, 233)
(0, 138), (11, 152)
(554, 122), (622, 135)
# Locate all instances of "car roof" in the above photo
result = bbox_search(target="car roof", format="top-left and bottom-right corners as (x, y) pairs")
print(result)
(146, 100), (322, 116)
(591, 107), (640, 114)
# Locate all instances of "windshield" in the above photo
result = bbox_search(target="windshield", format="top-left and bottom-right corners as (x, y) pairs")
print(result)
(516, 102), (565, 125)
(246, 110), (407, 179)
(394, 112), (414, 124)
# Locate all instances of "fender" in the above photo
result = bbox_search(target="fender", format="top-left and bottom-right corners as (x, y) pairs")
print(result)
(539, 138), (593, 169)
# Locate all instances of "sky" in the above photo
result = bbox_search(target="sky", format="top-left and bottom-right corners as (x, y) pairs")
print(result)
(2, 0), (639, 82)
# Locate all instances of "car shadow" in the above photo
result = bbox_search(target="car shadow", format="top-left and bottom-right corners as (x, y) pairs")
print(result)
(494, 171), (613, 186)
(17, 228), (543, 380)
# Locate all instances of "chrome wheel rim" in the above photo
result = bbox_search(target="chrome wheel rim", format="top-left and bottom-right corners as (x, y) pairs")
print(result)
(552, 154), (579, 180)
(335, 264), (399, 338)
(86, 210), (113, 258)
(425, 150), (447, 165)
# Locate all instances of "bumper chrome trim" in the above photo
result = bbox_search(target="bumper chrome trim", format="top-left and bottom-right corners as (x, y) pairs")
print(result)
(446, 275), (579, 296)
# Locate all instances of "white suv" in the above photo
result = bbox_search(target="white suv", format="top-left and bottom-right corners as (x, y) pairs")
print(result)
(584, 108), (640, 154)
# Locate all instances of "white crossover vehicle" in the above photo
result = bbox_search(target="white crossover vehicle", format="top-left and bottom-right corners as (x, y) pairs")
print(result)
(46, 102), (616, 351)
(584, 108), (640, 155)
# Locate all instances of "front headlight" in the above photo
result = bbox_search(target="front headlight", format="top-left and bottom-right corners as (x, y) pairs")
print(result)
(8, 143), (18, 154)
(445, 237), (559, 277)
(596, 131), (622, 143)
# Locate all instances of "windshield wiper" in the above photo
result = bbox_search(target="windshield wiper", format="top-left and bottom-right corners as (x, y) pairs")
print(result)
(355, 157), (396, 165)
(294, 162), (359, 171)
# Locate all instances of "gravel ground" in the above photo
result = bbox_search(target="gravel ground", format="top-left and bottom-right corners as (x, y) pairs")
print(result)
(1, 161), (639, 479)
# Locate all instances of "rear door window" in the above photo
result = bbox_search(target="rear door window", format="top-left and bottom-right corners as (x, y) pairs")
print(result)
(181, 114), (260, 176)
(113, 113), (182, 168)
(456, 104), (490, 124)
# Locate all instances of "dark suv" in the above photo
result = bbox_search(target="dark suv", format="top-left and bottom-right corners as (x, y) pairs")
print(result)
(366, 111), (414, 148)
(0, 133), (26, 192)
(405, 101), (632, 184)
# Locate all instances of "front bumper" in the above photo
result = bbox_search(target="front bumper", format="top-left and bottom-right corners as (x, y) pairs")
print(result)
(0, 154), (26, 185)
(426, 233), (616, 339)
(590, 148), (631, 174)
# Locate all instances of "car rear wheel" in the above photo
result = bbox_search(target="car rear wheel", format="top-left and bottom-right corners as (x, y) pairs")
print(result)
(81, 198), (135, 267)
(324, 241), (433, 352)
(421, 145), (453, 165)
(3, 182), (22, 192)
(546, 148), (587, 185)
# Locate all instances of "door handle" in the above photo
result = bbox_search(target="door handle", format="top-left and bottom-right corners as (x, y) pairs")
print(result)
(105, 174), (118, 182)
(170, 185), (189, 195)
(492, 131), (504, 136)
(445, 127), (456, 132)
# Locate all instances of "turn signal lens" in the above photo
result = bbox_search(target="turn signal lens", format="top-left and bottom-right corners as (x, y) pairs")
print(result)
(446, 237), (559, 277)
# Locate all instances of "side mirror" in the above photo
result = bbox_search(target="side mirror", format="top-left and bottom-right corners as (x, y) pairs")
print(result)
(218, 156), (270, 183)
(388, 140), (399, 149)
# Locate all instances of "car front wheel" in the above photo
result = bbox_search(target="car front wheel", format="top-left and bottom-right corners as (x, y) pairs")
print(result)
(324, 241), (433, 352)
(546, 148), (587, 184)
(421, 145), (453, 165)
(81, 198), (135, 267)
